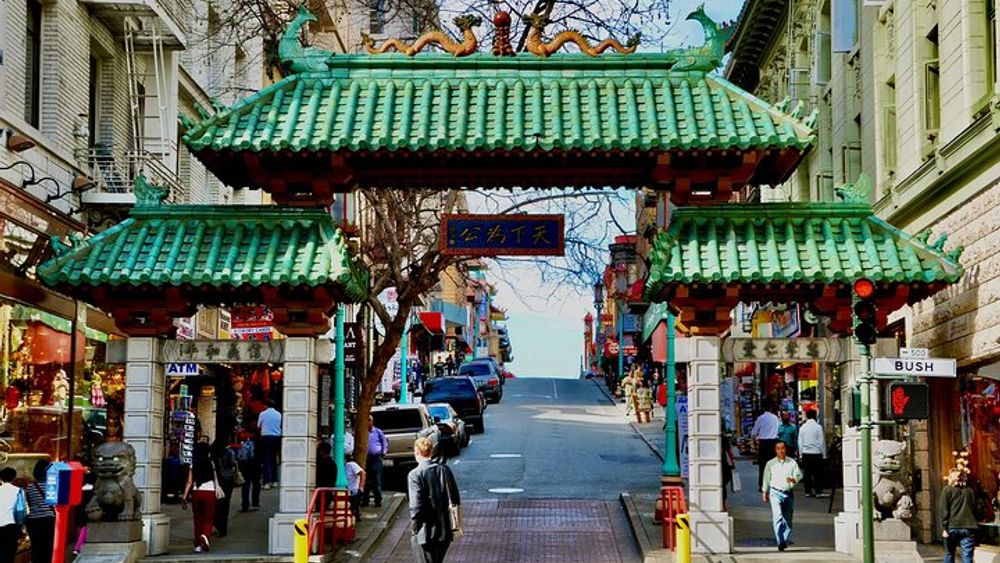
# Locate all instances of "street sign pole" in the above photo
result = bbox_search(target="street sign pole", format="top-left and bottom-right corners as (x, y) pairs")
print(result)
(617, 305), (624, 383)
(399, 315), (409, 404)
(333, 305), (348, 489)
(860, 346), (875, 563)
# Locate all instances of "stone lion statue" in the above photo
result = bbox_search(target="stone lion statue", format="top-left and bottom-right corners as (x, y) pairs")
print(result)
(86, 442), (142, 522)
(872, 439), (914, 521)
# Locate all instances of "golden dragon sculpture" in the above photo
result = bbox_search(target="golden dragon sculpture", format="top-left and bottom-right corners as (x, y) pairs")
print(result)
(362, 15), (482, 56)
(523, 14), (640, 57)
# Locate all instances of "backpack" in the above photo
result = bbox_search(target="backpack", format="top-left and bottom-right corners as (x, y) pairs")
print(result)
(13, 488), (27, 525)
(237, 439), (255, 463)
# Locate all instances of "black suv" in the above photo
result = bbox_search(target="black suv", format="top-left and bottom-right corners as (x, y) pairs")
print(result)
(423, 376), (486, 433)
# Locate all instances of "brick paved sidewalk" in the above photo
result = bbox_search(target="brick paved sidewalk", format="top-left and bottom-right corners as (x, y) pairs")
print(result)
(367, 499), (641, 563)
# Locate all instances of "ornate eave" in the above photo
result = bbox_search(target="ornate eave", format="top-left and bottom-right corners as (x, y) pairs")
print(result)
(724, 0), (788, 92)
(182, 7), (814, 205)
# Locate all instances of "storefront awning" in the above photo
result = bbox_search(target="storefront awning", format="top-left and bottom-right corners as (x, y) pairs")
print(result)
(417, 312), (444, 334)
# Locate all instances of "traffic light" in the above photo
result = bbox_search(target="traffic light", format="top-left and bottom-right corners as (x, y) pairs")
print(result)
(886, 382), (931, 421)
(845, 386), (862, 428)
(852, 278), (878, 346)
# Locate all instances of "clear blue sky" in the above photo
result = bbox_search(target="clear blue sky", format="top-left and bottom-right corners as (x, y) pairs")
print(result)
(470, 1), (743, 377)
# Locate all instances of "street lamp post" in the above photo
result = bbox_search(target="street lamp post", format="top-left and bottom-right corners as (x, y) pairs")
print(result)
(593, 281), (605, 376)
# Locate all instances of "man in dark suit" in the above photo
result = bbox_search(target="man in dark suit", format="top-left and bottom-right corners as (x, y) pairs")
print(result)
(407, 436), (460, 563)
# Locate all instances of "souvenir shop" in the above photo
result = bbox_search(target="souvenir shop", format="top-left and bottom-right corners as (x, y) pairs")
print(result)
(0, 301), (125, 468)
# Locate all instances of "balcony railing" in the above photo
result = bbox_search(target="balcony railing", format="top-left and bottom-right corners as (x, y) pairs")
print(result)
(79, 144), (185, 205)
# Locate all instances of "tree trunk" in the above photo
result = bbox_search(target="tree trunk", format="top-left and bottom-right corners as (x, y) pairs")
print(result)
(352, 301), (412, 469)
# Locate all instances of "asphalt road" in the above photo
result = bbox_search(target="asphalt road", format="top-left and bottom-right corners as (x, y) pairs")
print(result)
(383, 376), (663, 499)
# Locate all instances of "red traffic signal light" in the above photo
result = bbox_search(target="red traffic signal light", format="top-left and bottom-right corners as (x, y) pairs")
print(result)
(853, 278), (875, 299)
(886, 382), (930, 421)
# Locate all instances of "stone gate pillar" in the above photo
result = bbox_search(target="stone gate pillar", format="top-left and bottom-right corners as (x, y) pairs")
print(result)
(269, 337), (319, 554)
(123, 337), (170, 555)
(687, 336), (733, 554)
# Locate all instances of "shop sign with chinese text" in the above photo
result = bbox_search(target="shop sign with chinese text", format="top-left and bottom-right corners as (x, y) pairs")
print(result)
(720, 338), (851, 363)
(441, 214), (564, 256)
(162, 340), (286, 364)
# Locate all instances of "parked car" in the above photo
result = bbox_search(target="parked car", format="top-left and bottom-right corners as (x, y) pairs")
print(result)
(370, 403), (439, 467)
(422, 376), (486, 433)
(426, 402), (469, 449)
(469, 357), (506, 386)
(458, 361), (503, 403)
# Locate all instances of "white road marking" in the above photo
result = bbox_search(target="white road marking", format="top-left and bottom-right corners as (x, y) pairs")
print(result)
(552, 379), (558, 400)
(488, 453), (522, 459)
(488, 487), (524, 494)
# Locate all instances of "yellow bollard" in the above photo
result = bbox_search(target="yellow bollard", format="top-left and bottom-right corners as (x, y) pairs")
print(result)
(294, 518), (309, 563)
(675, 513), (691, 563)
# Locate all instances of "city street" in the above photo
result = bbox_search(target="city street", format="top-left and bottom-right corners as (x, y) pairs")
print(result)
(369, 376), (653, 562)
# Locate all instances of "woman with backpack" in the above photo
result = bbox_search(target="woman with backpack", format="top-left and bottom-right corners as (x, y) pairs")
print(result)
(211, 439), (237, 537)
(25, 460), (55, 563)
(236, 431), (261, 512)
(0, 466), (26, 563)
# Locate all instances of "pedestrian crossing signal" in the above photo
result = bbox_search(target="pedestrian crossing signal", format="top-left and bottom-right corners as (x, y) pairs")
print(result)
(845, 386), (861, 428)
(886, 382), (930, 421)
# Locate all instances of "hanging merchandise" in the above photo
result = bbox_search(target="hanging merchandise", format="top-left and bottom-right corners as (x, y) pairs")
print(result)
(90, 374), (105, 408)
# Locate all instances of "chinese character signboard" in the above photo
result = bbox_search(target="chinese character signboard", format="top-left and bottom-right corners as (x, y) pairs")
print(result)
(441, 214), (565, 256)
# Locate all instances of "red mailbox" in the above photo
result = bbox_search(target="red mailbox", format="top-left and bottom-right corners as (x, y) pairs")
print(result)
(67, 461), (85, 506)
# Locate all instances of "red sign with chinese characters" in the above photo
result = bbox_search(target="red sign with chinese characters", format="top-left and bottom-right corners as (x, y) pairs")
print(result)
(440, 214), (565, 256)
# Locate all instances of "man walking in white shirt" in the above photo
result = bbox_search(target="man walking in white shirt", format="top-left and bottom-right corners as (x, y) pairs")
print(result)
(762, 441), (803, 552)
(751, 398), (780, 489)
(258, 399), (282, 489)
(797, 409), (828, 497)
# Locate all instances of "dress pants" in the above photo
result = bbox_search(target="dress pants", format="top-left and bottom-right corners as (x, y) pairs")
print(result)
(261, 435), (281, 485)
(363, 455), (384, 506)
(769, 488), (794, 548)
(0, 523), (21, 563)
(240, 461), (261, 510)
(410, 535), (450, 563)
(800, 453), (824, 494)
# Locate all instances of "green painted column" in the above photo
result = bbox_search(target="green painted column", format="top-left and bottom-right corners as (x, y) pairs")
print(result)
(399, 317), (409, 404)
(860, 347), (875, 563)
(333, 304), (347, 488)
(662, 311), (680, 478)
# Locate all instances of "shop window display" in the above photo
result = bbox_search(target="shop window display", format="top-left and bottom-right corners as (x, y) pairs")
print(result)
(957, 376), (1000, 526)
(0, 302), (125, 471)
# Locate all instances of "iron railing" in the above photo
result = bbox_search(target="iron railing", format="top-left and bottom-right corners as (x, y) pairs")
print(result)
(79, 143), (185, 202)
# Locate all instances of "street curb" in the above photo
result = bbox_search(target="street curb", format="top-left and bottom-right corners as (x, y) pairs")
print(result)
(620, 492), (671, 563)
(330, 493), (406, 563)
(593, 379), (666, 463)
(630, 420), (665, 463)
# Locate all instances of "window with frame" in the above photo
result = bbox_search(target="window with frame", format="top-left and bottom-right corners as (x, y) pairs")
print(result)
(24, 0), (42, 127)
(369, 0), (387, 34)
(882, 77), (897, 177)
(924, 25), (940, 137)
(988, 0), (997, 92)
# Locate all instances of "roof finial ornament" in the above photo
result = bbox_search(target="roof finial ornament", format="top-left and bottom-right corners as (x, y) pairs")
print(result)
(492, 11), (515, 56)
(134, 174), (170, 207)
(834, 173), (871, 204)
(522, 14), (640, 57)
(362, 15), (482, 56)
(279, 6), (335, 73)
(671, 4), (734, 71)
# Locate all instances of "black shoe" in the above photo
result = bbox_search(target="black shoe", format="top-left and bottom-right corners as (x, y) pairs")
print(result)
(374, 502), (382, 508)
(778, 543), (787, 552)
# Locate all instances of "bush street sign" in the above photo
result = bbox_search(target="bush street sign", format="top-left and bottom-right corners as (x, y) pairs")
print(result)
(441, 214), (565, 256)
(873, 357), (957, 378)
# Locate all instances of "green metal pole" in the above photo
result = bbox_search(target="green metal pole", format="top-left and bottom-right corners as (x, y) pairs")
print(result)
(617, 305), (624, 382)
(333, 304), (347, 488)
(399, 317), (409, 404)
(662, 311), (679, 478)
(860, 347), (875, 563)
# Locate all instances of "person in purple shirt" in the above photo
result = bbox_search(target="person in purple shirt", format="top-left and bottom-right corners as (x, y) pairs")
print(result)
(361, 414), (389, 508)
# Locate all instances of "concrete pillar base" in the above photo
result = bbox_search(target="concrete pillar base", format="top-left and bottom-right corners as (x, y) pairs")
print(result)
(690, 510), (733, 554)
(835, 511), (861, 555)
(77, 540), (147, 563)
(269, 512), (303, 554)
(141, 513), (170, 556)
(874, 540), (921, 562)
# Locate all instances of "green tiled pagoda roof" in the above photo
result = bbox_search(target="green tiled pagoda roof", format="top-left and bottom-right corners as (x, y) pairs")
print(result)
(183, 54), (814, 155)
(644, 201), (963, 300)
(38, 205), (368, 302)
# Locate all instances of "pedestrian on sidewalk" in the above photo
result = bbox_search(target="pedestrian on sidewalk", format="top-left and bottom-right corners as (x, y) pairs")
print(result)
(408, 436), (460, 563)
(797, 409), (828, 497)
(236, 431), (261, 512)
(211, 438), (237, 537)
(25, 460), (55, 563)
(622, 370), (638, 417)
(777, 411), (798, 458)
(762, 441), (802, 552)
(257, 399), (282, 489)
(362, 415), (389, 508)
(0, 467), (25, 563)
(939, 464), (979, 563)
(345, 453), (365, 519)
(751, 398), (781, 489)
(182, 442), (219, 553)
(722, 432), (737, 511)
